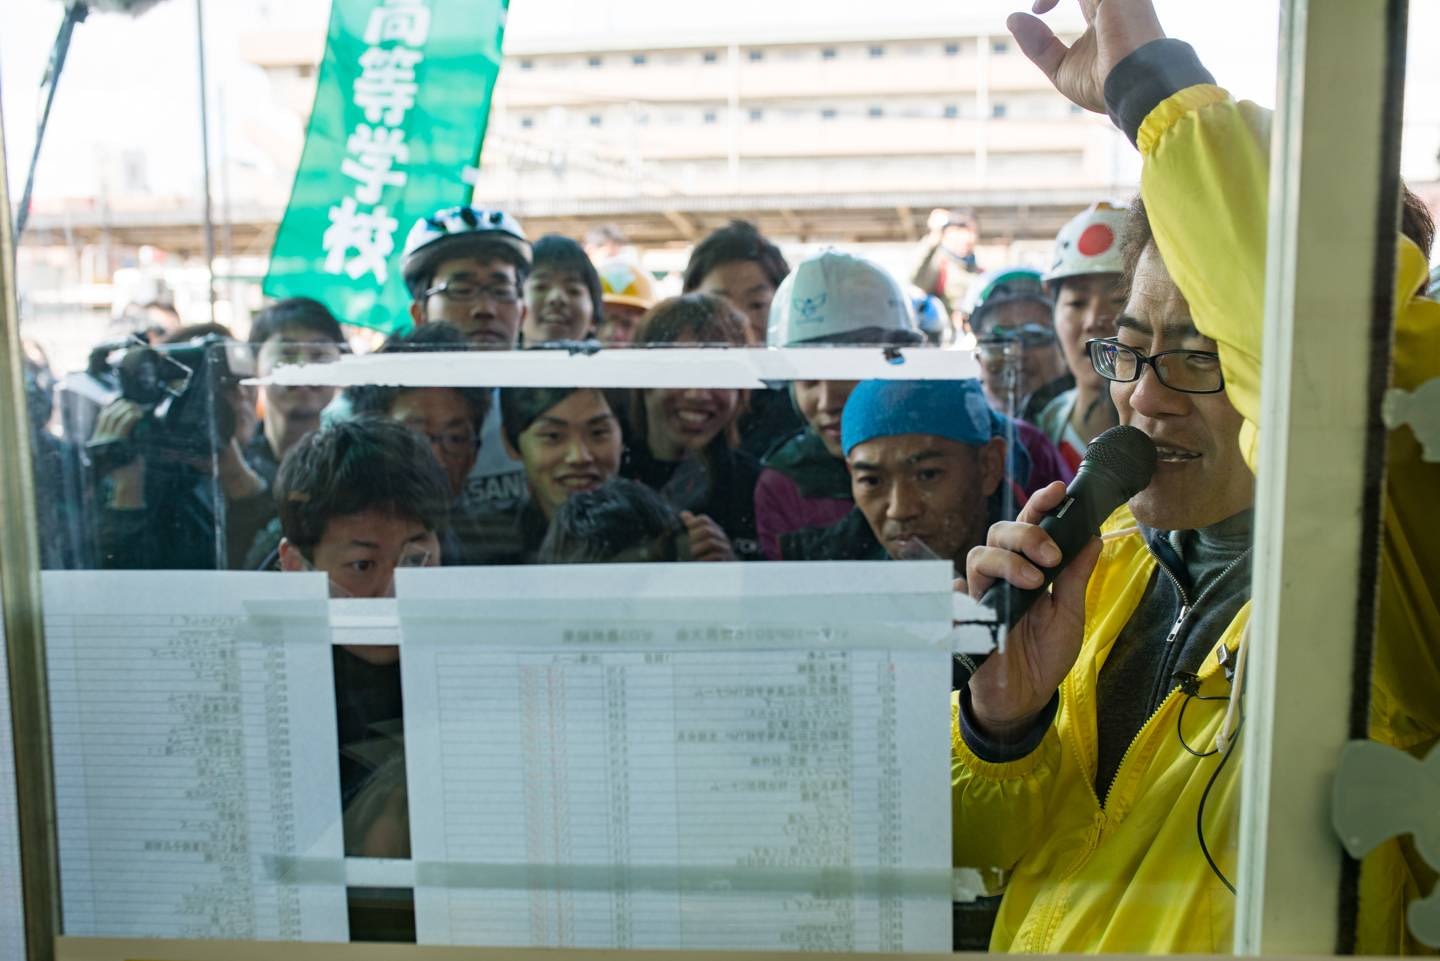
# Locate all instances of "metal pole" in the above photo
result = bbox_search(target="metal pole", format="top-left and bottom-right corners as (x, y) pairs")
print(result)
(0, 81), (61, 961)
(216, 83), (235, 325)
(195, 0), (217, 320)
(14, 3), (87, 242)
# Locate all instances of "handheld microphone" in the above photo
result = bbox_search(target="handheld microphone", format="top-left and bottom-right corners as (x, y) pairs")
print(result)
(981, 425), (1157, 630)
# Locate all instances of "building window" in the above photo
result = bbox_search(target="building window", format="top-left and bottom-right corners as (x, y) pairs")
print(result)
(868, 45), (885, 58)
(748, 108), (764, 122)
(703, 110), (718, 124)
(944, 42), (960, 56)
(632, 54), (647, 66)
(821, 47), (837, 60)
(748, 49), (765, 62)
(519, 59), (535, 71)
(587, 56), (603, 68)
(868, 106), (884, 119)
(589, 114), (603, 127)
(519, 116), (534, 129)
(992, 40), (1009, 55)
(703, 50), (719, 64)
(821, 108), (837, 120)
(991, 103), (1008, 119)
(943, 103), (959, 119)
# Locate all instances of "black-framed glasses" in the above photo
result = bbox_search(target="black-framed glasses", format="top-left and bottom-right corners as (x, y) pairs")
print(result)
(1087, 337), (1225, 394)
(423, 280), (521, 304)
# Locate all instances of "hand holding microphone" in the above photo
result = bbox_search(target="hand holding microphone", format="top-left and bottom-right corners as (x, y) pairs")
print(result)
(963, 426), (1156, 741)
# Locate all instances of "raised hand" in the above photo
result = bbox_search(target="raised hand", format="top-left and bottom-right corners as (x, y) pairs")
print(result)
(681, 511), (736, 563)
(1006, 0), (1166, 114)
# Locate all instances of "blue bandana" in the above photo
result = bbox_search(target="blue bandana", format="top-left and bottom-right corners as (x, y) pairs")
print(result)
(841, 379), (1000, 457)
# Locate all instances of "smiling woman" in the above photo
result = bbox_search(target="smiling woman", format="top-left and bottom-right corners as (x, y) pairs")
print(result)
(620, 293), (765, 561)
(500, 387), (625, 521)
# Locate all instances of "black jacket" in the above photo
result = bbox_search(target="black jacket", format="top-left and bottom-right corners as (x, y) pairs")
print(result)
(622, 437), (764, 561)
(778, 507), (885, 562)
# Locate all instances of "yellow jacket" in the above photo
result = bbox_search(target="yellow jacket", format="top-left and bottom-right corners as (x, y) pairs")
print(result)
(952, 82), (1440, 953)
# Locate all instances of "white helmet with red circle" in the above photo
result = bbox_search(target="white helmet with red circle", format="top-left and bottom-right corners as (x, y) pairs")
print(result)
(1044, 201), (1128, 292)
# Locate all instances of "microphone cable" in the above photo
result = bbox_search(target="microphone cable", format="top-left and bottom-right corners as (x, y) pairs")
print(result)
(1174, 634), (1250, 898)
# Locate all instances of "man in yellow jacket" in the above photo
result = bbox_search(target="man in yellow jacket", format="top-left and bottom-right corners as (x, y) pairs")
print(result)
(954, 0), (1440, 952)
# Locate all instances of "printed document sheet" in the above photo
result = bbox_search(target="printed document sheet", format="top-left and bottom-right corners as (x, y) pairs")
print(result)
(399, 563), (954, 952)
(43, 572), (348, 941)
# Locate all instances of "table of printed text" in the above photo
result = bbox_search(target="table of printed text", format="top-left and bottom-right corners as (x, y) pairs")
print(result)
(43, 573), (348, 941)
(405, 645), (951, 951)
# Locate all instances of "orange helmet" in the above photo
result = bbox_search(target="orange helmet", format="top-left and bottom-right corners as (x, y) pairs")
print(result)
(597, 259), (657, 311)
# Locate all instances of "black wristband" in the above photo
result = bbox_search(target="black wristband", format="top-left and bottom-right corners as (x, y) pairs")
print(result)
(1104, 38), (1215, 147)
(958, 686), (1059, 764)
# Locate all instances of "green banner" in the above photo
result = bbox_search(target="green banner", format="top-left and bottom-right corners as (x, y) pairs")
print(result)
(263, 0), (508, 333)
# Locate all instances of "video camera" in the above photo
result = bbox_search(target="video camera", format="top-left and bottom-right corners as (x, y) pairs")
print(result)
(85, 334), (256, 470)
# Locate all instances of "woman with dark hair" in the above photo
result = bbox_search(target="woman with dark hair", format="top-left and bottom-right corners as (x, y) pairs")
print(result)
(681, 220), (803, 458)
(621, 293), (765, 561)
(681, 220), (788, 344)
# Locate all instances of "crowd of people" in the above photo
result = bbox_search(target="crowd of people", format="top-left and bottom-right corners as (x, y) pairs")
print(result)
(31, 196), (1129, 583)
(16, 0), (1440, 951)
(21, 183), (1121, 940)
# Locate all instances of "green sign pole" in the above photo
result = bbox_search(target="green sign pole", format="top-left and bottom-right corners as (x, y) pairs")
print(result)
(264, 0), (508, 333)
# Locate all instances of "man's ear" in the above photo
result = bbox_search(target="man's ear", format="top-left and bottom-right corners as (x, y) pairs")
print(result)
(408, 299), (426, 328)
(278, 538), (305, 573)
(980, 437), (1007, 497)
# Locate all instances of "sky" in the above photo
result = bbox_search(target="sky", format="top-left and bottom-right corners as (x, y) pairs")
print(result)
(0, 0), (1436, 209)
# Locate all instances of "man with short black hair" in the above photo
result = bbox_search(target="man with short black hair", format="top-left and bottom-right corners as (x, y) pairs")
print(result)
(222, 297), (350, 567)
(348, 324), (492, 565)
(538, 477), (686, 564)
(523, 235), (603, 345)
(276, 417), (449, 596)
(275, 417), (449, 853)
(682, 219), (789, 344)
(247, 297), (347, 484)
